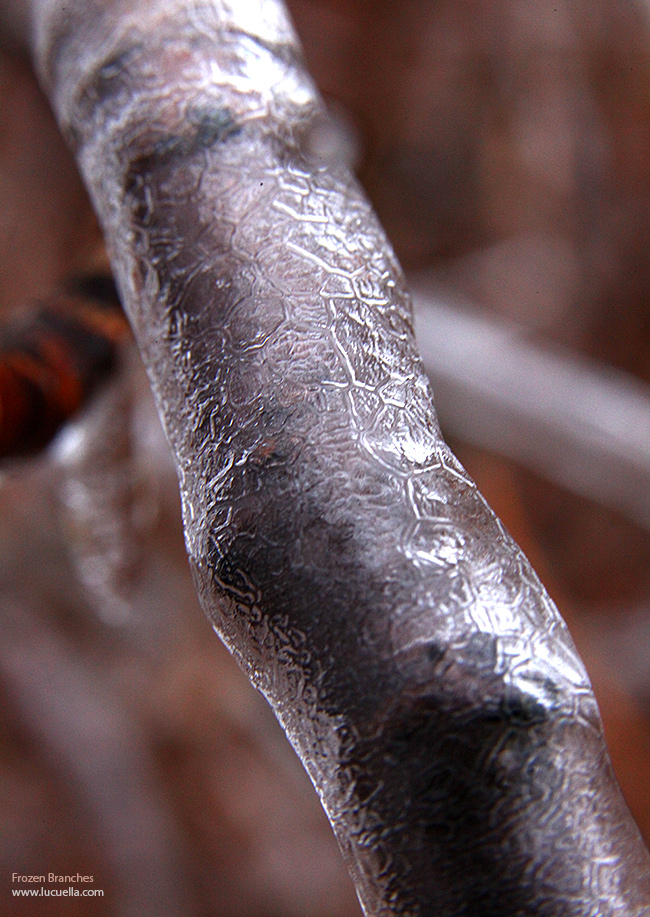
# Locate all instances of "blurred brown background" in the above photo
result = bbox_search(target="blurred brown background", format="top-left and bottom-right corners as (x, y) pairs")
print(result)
(2, 1), (650, 914)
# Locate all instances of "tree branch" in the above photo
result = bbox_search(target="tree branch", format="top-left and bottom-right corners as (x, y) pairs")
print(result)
(19, 0), (650, 913)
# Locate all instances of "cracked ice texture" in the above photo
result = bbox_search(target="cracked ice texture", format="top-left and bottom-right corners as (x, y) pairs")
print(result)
(27, 0), (650, 913)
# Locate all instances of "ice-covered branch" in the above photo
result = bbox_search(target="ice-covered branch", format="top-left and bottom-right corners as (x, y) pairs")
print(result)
(18, 0), (650, 913)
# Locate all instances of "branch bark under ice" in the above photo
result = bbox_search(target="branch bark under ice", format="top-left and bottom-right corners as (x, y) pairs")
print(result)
(19, 0), (650, 913)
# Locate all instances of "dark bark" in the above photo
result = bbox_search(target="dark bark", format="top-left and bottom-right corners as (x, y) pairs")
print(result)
(21, 0), (650, 913)
(0, 275), (126, 458)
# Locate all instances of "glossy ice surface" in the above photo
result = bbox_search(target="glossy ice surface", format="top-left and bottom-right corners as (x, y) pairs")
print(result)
(29, 0), (650, 913)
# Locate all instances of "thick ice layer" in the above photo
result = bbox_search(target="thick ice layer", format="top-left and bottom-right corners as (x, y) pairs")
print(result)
(26, 0), (650, 913)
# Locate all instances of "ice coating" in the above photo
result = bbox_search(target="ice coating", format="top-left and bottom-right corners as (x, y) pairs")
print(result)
(27, 0), (650, 913)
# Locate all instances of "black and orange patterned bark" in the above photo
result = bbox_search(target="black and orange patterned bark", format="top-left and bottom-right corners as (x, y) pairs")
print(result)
(0, 276), (127, 458)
